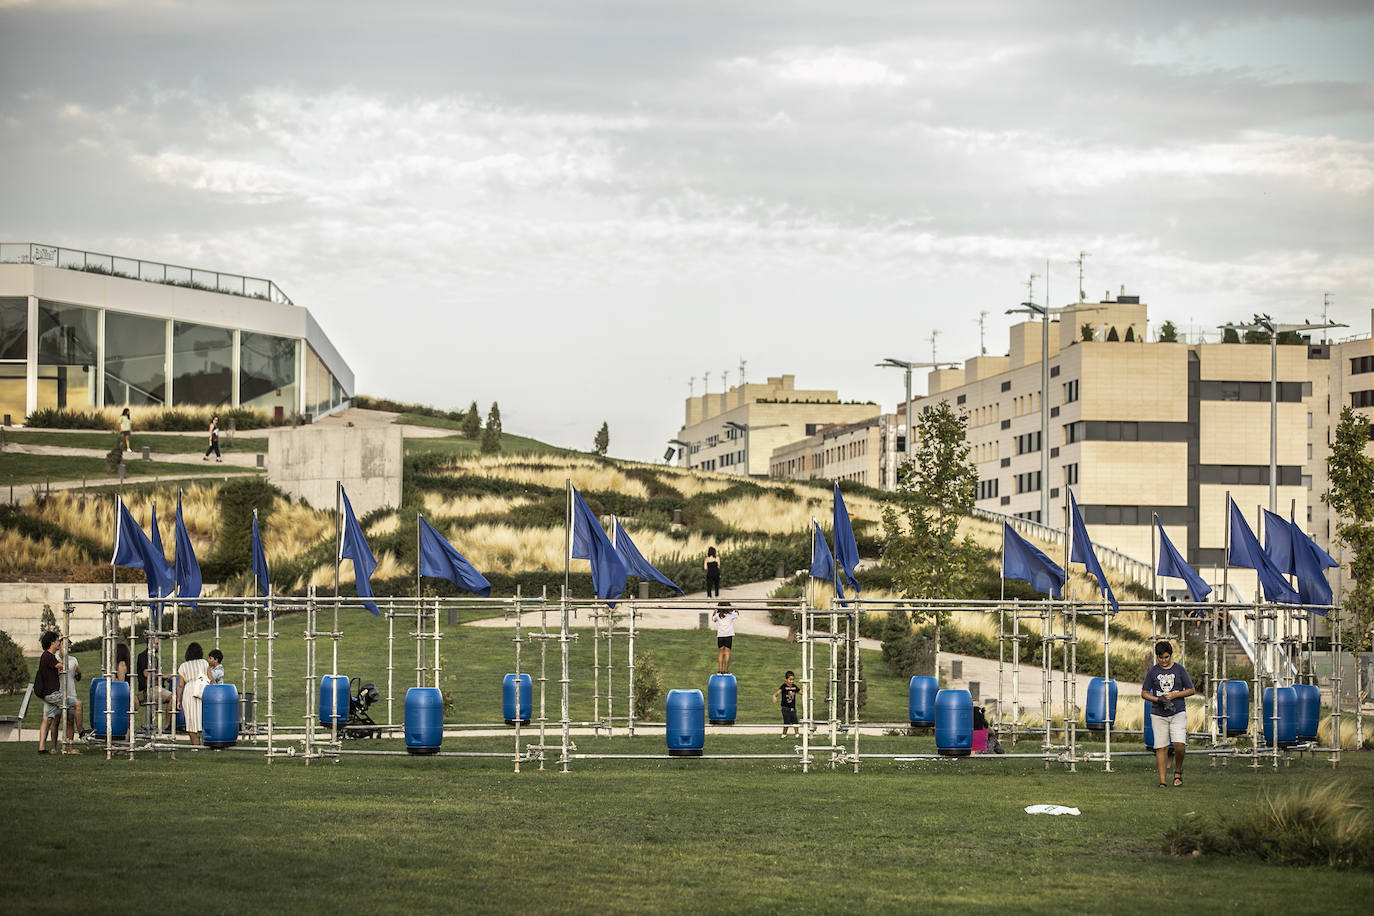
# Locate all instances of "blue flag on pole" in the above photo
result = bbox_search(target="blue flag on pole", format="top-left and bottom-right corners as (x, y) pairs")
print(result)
(1068, 489), (1118, 612)
(569, 487), (627, 602)
(1154, 515), (1212, 603)
(147, 502), (170, 619)
(612, 519), (682, 595)
(1002, 523), (1066, 598)
(1292, 528), (1333, 610)
(1262, 509), (1295, 575)
(251, 512), (271, 598)
(808, 520), (844, 598)
(418, 515), (492, 597)
(112, 499), (174, 626)
(1227, 499), (1298, 604)
(832, 483), (861, 594)
(338, 486), (379, 615)
(173, 495), (202, 608)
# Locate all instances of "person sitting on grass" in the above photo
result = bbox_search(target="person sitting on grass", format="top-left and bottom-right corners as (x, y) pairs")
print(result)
(1142, 640), (1195, 788)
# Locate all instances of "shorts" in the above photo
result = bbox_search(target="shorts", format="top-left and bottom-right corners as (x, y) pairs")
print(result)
(717, 636), (733, 649)
(42, 691), (78, 719)
(1150, 713), (1188, 748)
(781, 707), (798, 725)
(137, 686), (173, 705)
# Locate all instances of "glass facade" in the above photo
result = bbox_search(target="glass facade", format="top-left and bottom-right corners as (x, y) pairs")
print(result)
(172, 320), (234, 406)
(0, 297), (24, 422)
(304, 344), (342, 418)
(104, 311), (167, 406)
(36, 300), (99, 411)
(240, 331), (297, 416)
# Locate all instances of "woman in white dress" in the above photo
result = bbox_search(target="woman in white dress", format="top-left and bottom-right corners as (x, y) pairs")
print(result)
(176, 642), (211, 746)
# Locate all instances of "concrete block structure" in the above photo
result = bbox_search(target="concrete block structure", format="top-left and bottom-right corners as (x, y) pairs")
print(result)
(268, 425), (403, 518)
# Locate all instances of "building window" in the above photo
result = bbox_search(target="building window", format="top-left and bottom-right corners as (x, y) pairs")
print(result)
(1015, 431), (1042, 454)
(1351, 355), (1374, 375)
(36, 300), (99, 411)
(1352, 390), (1374, 409)
(104, 311), (167, 407)
(1063, 379), (1079, 403)
(240, 332), (297, 414)
(957, 394), (966, 405)
(1064, 420), (1084, 444)
(1015, 471), (1042, 493)
(1001, 380), (1012, 392)
(1064, 463), (1079, 486)
(977, 479), (999, 500)
(172, 320), (234, 406)
(1050, 365), (1060, 378)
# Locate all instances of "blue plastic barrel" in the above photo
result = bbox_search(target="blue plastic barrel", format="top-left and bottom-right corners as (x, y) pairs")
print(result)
(169, 676), (186, 730)
(319, 674), (350, 728)
(665, 688), (705, 757)
(1262, 685), (1298, 748)
(405, 687), (444, 755)
(1215, 680), (1250, 736)
(1085, 677), (1118, 731)
(90, 678), (130, 738)
(502, 673), (533, 725)
(202, 683), (240, 748)
(1292, 684), (1320, 741)
(908, 676), (939, 726)
(935, 688), (973, 756)
(707, 673), (737, 725)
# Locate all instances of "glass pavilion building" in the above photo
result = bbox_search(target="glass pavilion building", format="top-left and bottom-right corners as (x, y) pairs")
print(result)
(0, 243), (352, 425)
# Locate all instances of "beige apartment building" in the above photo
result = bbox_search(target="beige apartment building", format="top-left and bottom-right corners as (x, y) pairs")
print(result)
(671, 375), (877, 478)
(767, 414), (889, 487)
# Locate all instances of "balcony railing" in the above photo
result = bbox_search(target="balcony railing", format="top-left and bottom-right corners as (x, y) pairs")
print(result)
(0, 242), (293, 305)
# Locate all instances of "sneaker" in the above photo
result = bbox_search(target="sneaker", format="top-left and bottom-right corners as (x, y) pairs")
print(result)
(202, 456), (208, 461)
(37, 748), (48, 755)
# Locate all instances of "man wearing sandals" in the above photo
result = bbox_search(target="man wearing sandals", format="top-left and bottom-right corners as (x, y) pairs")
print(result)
(1142, 640), (1194, 788)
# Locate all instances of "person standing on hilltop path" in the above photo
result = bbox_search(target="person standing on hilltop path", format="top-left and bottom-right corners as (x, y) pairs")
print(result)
(703, 546), (721, 598)
(119, 408), (132, 450)
(204, 415), (222, 462)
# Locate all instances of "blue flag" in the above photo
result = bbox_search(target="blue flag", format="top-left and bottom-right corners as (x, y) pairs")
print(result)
(173, 495), (202, 608)
(112, 499), (174, 625)
(1068, 490), (1118, 612)
(1227, 499), (1298, 604)
(1002, 523), (1066, 598)
(808, 520), (844, 598)
(612, 519), (682, 595)
(569, 487), (627, 602)
(1154, 515), (1212, 603)
(1262, 509), (1295, 575)
(147, 502), (170, 620)
(1292, 528), (1333, 610)
(418, 515), (492, 597)
(832, 483), (861, 594)
(338, 486), (379, 615)
(251, 512), (271, 598)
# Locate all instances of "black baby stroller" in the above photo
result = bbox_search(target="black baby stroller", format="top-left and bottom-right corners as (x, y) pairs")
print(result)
(342, 677), (383, 740)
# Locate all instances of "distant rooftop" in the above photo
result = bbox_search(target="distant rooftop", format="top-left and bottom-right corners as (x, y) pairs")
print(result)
(0, 241), (293, 306)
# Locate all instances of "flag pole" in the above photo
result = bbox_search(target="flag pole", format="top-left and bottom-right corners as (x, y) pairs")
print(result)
(1151, 512), (1159, 601)
(564, 480), (572, 600)
(333, 481), (342, 600)
(416, 511), (423, 599)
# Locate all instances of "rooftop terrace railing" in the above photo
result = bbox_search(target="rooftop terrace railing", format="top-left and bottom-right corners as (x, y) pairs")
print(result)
(0, 242), (293, 306)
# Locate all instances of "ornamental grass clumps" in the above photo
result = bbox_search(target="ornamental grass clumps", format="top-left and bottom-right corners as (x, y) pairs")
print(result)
(1165, 781), (1373, 870)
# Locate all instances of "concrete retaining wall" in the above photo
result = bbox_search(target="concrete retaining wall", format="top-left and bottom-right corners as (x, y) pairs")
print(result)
(266, 426), (403, 517)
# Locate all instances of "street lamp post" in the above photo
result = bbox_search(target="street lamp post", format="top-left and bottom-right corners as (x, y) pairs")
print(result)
(1223, 314), (1346, 512)
(667, 438), (690, 468)
(723, 421), (788, 479)
(876, 358), (957, 470)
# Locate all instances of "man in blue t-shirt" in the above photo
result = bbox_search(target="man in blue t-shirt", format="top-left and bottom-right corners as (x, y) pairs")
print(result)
(1141, 640), (1195, 788)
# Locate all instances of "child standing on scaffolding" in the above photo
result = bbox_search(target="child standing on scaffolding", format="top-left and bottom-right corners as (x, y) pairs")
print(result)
(712, 602), (738, 674)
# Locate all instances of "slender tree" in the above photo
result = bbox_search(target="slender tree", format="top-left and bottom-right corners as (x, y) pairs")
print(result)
(1325, 407), (1374, 652)
(1222, 325), (1241, 344)
(480, 402), (502, 454)
(1157, 320), (1179, 343)
(593, 422), (609, 456)
(461, 400), (481, 439)
(1080, 323), (1095, 342)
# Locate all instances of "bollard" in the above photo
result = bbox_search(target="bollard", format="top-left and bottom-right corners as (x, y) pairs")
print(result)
(141, 445), (150, 460)
(639, 581), (649, 599)
(776, 561), (785, 579)
(968, 680), (980, 702)
(672, 509), (683, 525)
(699, 612), (709, 630)
(951, 659), (963, 680)
(256, 454), (265, 468)
(447, 608), (458, 626)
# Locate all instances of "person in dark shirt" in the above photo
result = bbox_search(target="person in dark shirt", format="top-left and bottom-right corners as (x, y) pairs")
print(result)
(772, 670), (804, 738)
(35, 631), (75, 755)
(137, 638), (173, 730)
(1141, 640), (1196, 788)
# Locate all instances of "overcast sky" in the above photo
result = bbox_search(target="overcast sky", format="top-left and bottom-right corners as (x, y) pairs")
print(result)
(2, 1), (1371, 460)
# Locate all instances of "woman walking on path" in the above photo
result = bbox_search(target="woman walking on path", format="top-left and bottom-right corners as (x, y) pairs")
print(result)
(118, 408), (132, 450)
(703, 546), (721, 597)
(204, 415), (222, 461)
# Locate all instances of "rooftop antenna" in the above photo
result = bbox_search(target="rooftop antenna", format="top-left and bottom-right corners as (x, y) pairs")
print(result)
(723, 366), (730, 390)
(1025, 272), (1039, 308)
(703, 370), (711, 393)
(738, 357), (747, 387)
(1076, 251), (1090, 303)
(977, 310), (989, 355)
(688, 376), (695, 397)
(1323, 292), (1333, 343)
(928, 329), (940, 364)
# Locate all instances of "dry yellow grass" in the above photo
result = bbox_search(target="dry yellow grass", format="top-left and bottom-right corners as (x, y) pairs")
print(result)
(24, 485), (222, 557)
(367, 512), (399, 538)
(439, 455), (649, 499)
(422, 493), (534, 518)
(305, 552), (409, 590)
(0, 528), (89, 571)
(709, 493), (829, 534)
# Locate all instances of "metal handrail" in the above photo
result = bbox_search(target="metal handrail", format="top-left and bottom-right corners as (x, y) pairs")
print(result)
(970, 505), (1155, 588)
(0, 242), (292, 306)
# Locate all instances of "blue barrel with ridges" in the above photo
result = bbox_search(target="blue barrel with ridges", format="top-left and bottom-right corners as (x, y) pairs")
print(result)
(908, 676), (939, 726)
(202, 683), (239, 748)
(319, 674), (350, 728)
(1262, 685), (1298, 748)
(665, 688), (705, 757)
(502, 673), (532, 725)
(405, 687), (444, 755)
(169, 676), (186, 730)
(90, 678), (130, 738)
(1292, 684), (1320, 741)
(935, 688), (973, 756)
(1215, 680), (1249, 736)
(1085, 677), (1118, 731)
(1143, 701), (1157, 748)
(707, 673), (737, 725)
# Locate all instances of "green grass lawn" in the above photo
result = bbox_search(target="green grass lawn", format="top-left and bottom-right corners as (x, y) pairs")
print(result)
(3, 428), (269, 453)
(398, 422), (572, 459)
(0, 453), (261, 486)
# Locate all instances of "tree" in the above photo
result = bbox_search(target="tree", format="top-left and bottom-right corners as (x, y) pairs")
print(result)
(480, 402), (502, 454)
(1158, 320), (1179, 343)
(461, 400), (481, 439)
(1106, 325), (1120, 341)
(1325, 407), (1374, 652)
(1243, 328), (1271, 345)
(1222, 325), (1241, 344)
(1123, 326), (1136, 342)
(593, 422), (609, 456)
(1080, 323), (1095, 342)
(0, 629), (29, 694)
(879, 401), (980, 672)
(39, 603), (58, 636)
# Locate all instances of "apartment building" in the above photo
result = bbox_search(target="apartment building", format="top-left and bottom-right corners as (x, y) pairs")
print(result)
(768, 414), (888, 487)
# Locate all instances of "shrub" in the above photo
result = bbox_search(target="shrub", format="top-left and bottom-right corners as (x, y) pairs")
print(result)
(200, 479), (284, 579)
(25, 407), (111, 429)
(633, 650), (664, 722)
(0, 629), (30, 694)
(105, 443), (125, 473)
